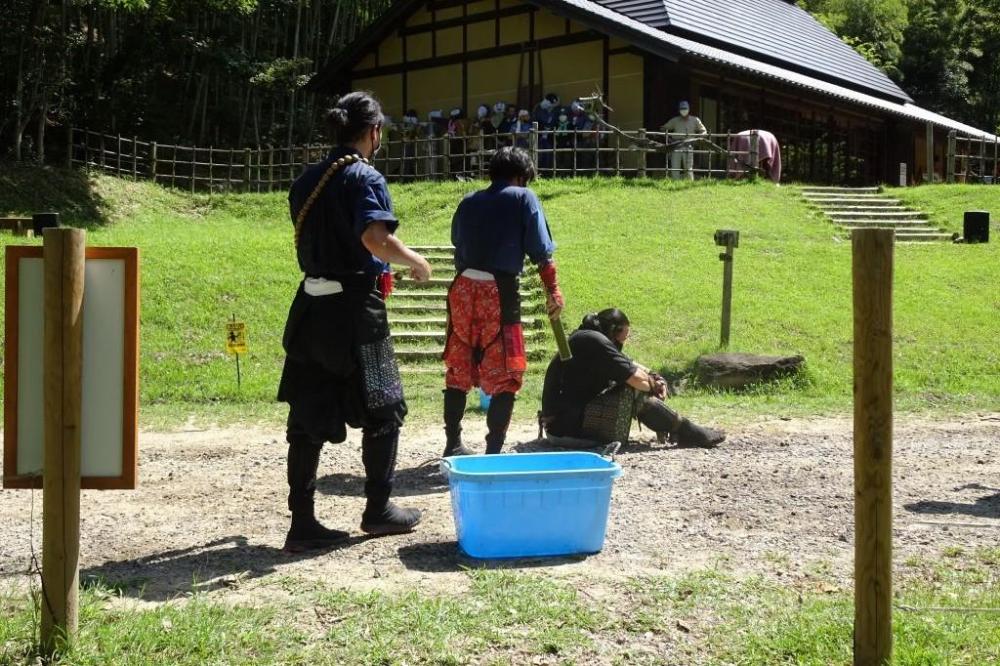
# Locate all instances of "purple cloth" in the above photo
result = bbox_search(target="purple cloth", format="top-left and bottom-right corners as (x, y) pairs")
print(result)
(728, 130), (782, 183)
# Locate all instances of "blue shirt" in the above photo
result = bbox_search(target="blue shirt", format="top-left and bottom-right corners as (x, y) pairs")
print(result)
(289, 147), (397, 277)
(452, 183), (556, 275)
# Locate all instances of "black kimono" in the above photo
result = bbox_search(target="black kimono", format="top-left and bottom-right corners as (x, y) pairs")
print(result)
(278, 148), (406, 445)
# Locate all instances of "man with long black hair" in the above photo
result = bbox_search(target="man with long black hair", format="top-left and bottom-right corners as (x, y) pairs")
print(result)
(278, 91), (433, 551)
(442, 146), (565, 456)
(541, 309), (725, 448)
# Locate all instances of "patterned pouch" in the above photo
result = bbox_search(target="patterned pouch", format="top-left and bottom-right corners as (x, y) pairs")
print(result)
(580, 386), (637, 444)
(357, 336), (405, 412)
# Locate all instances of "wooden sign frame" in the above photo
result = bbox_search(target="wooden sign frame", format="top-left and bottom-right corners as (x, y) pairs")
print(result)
(4, 246), (139, 489)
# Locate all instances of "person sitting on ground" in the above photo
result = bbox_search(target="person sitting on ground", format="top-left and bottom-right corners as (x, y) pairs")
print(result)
(540, 309), (725, 448)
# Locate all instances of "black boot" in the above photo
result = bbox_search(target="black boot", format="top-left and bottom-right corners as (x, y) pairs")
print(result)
(359, 426), (422, 535)
(673, 419), (726, 448)
(284, 441), (349, 552)
(637, 399), (725, 448)
(484, 392), (516, 454)
(443, 388), (475, 456)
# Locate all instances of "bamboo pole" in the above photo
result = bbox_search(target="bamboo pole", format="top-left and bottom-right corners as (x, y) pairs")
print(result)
(852, 228), (894, 666)
(40, 227), (86, 654)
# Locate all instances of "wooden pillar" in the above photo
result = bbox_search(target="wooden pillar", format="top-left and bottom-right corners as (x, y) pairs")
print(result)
(40, 228), (86, 654)
(852, 228), (894, 666)
(924, 123), (934, 183)
(946, 131), (956, 184)
(530, 122), (539, 175)
(637, 129), (647, 178)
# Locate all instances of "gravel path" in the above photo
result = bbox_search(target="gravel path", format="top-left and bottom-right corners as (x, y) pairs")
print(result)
(1, 414), (997, 602)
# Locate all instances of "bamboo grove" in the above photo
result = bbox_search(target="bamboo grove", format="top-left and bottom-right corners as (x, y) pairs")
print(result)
(1, 0), (391, 161)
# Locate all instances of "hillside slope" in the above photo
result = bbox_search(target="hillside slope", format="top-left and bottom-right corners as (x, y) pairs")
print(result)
(2, 168), (997, 424)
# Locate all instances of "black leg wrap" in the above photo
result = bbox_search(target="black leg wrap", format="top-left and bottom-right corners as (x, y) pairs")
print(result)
(361, 424), (399, 507)
(286, 438), (323, 516)
(636, 398), (683, 435)
(443, 388), (467, 455)
(485, 392), (516, 454)
(359, 423), (422, 535)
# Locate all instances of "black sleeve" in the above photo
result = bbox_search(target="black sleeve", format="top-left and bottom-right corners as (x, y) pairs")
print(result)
(575, 333), (637, 386)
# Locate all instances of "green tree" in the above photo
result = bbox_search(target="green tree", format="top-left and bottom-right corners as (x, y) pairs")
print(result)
(899, 0), (980, 119)
(798, 0), (909, 79)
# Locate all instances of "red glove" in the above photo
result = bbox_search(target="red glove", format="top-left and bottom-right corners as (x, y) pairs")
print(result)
(538, 261), (565, 308)
(377, 270), (394, 300)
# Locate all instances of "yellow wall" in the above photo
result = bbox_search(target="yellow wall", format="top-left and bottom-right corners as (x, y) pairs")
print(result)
(499, 13), (530, 44)
(469, 55), (522, 107)
(534, 10), (565, 39)
(378, 36), (402, 67)
(538, 41), (603, 104)
(466, 19), (494, 47)
(609, 53), (643, 129)
(438, 26), (464, 56)
(468, 0), (493, 13)
(407, 31), (432, 60)
(408, 65), (464, 116)
(354, 74), (403, 119)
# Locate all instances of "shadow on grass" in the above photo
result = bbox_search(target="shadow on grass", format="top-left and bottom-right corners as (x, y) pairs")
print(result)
(397, 540), (590, 573)
(0, 164), (111, 228)
(80, 534), (367, 601)
(904, 487), (1000, 519)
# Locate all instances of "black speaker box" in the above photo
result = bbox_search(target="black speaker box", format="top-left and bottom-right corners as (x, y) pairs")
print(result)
(964, 211), (990, 243)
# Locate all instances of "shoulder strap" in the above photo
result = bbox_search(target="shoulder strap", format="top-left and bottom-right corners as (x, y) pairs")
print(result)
(293, 153), (368, 248)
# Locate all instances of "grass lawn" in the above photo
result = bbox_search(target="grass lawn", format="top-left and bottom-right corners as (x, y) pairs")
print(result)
(2, 547), (997, 664)
(1, 168), (998, 428)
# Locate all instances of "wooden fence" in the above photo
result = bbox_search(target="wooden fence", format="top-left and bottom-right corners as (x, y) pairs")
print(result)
(69, 125), (761, 192)
(946, 131), (1000, 184)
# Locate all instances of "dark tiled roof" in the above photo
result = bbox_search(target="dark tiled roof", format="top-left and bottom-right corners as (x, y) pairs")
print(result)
(592, 0), (909, 103)
(592, 0), (669, 27)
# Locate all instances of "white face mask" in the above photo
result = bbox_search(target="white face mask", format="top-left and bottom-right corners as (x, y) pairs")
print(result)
(680, 109), (690, 117)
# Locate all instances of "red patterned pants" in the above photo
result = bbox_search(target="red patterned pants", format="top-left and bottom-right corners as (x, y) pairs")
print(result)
(443, 275), (526, 395)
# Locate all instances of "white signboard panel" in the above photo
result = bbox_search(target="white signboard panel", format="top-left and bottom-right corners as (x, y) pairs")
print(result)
(4, 246), (139, 489)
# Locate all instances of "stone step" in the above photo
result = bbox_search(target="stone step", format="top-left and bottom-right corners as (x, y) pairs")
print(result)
(837, 221), (932, 231)
(826, 211), (926, 220)
(807, 200), (903, 208)
(818, 206), (910, 214)
(801, 186), (880, 194)
(803, 193), (892, 201)
(390, 288), (544, 300)
(393, 328), (548, 345)
(396, 347), (550, 362)
(894, 232), (955, 242)
(390, 315), (546, 329)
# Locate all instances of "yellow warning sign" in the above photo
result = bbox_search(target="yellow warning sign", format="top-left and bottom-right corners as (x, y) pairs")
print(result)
(226, 322), (248, 355)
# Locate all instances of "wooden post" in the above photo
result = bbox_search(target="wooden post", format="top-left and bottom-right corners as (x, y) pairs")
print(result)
(637, 129), (647, 178)
(478, 131), (486, 181)
(946, 131), (956, 184)
(749, 130), (760, 180)
(116, 134), (122, 174)
(40, 227), (86, 654)
(852, 228), (894, 666)
(925, 123), (934, 183)
(150, 142), (158, 184)
(614, 132), (621, 176)
(190, 147), (196, 193)
(244, 148), (252, 192)
(529, 122), (539, 173)
(301, 145), (309, 173)
(132, 136), (138, 180)
(978, 137), (986, 183)
(718, 232), (738, 347)
(443, 137), (451, 179)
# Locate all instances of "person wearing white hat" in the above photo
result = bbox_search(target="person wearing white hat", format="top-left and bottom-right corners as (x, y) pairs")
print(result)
(662, 100), (707, 180)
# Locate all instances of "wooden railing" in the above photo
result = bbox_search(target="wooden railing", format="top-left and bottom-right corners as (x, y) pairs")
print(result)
(946, 130), (1000, 184)
(68, 125), (759, 191)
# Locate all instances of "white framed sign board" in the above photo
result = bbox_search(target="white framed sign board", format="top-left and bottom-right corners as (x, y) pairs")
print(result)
(4, 246), (139, 489)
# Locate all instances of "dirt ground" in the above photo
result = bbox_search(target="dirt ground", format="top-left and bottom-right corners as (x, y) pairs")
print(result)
(1, 414), (998, 605)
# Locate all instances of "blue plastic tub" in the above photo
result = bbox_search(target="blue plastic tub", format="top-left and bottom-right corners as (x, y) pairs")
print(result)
(440, 452), (623, 559)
